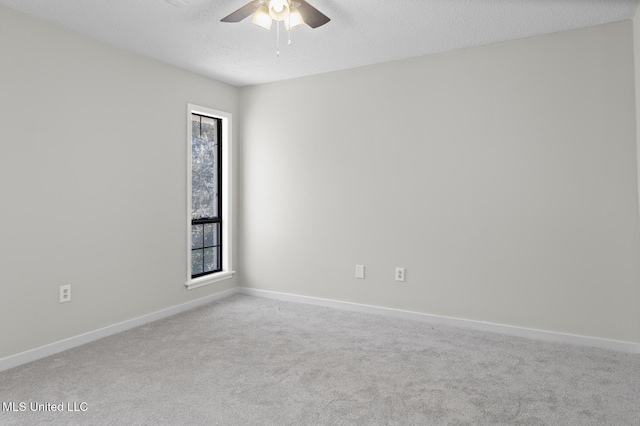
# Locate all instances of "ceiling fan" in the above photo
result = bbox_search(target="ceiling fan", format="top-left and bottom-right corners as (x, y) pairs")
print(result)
(221, 0), (330, 30)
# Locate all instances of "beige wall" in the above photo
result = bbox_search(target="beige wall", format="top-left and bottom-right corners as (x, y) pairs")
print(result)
(0, 6), (239, 358)
(240, 21), (640, 344)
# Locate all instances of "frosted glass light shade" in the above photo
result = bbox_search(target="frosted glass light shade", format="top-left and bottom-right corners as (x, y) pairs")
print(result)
(252, 5), (273, 30)
(285, 5), (304, 30)
(269, 0), (289, 21)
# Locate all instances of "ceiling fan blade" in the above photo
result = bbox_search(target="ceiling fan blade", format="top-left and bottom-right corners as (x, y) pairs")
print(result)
(297, 0), (330, 28)
(221, 1), (258, 23)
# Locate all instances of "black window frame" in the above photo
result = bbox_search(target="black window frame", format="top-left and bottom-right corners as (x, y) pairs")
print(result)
(191, 113), (223, 278)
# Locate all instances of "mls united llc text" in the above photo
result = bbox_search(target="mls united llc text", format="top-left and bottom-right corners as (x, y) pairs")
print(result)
(2, 402), (88, 412)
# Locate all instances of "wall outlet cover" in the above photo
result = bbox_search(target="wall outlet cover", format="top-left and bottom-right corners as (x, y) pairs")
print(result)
(59, 285), (71, 303)
(356, 265), (365, 279)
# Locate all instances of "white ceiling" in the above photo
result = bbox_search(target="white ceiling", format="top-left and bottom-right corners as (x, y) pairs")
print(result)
(1, 0), (638, 87)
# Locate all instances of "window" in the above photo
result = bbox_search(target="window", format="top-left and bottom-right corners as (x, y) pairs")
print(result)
(186, 105), (234, 289)
(191, 113), (222, 277)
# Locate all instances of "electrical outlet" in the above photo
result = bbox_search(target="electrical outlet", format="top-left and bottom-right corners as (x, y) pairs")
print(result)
(59, 285), (71, 303)
(395, 267), (405, 282)
(355, 265), (365, 279)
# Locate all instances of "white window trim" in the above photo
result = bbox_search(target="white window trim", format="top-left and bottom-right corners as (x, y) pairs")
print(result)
(185, 104), (235, 290)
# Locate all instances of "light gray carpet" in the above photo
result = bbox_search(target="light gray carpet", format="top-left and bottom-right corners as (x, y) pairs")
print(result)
(1, 294), (639, 425)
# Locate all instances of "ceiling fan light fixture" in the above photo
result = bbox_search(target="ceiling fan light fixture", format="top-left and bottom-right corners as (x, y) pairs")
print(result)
(270, 0), (287, 13)
(269, 0), (290, 22)
(285, 5), (304, 30)
(251, 5), (273, 30)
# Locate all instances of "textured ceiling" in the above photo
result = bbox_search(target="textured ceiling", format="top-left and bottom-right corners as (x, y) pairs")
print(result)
(0, 0), (638, 87)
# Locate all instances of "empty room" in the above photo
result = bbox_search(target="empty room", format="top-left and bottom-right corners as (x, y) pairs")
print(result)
(1, 0), (639, 424)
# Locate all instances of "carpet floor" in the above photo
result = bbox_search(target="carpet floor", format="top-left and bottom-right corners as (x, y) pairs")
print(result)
(1, 294), (639, 425)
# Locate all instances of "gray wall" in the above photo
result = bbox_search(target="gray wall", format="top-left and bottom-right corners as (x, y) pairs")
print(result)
(2, 5), (639, 361)
(635, 9), (640, 223)
(239, 21), (640, 344)
(0, 6), (239, 358)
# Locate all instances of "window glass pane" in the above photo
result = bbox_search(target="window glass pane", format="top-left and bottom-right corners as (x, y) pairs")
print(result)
(191, 249), (204, 275)
(204, 223), (217, 247)
(201, 115), (216, 140)
(203, 247), (216, 273)
(192, 114), (218, 220)
(192, 225), (204, 249)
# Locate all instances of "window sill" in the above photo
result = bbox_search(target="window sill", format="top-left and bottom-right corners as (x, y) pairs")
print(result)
(185, 270), (235, 290)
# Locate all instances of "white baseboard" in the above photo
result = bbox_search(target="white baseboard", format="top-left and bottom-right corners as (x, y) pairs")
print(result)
(0, 287), (240, 373)
(3, 285), (636, 374)
(239, 287), (640, 354)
